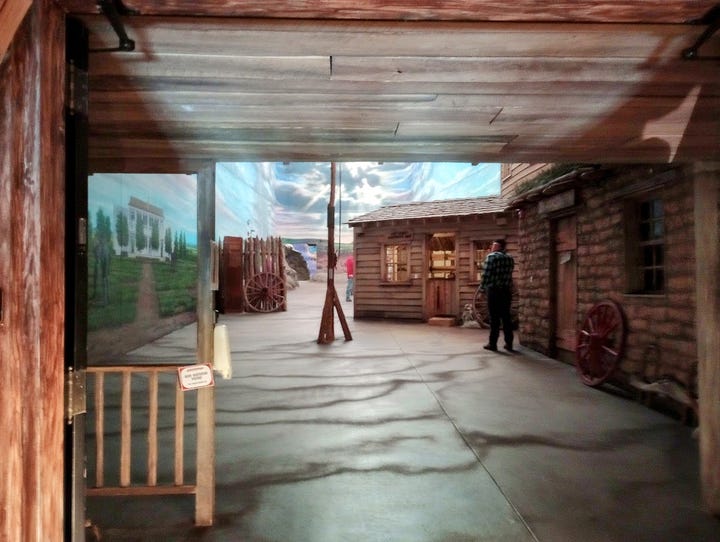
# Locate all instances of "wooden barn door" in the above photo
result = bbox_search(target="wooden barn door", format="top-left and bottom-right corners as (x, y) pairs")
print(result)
(553, 215), (577, 360)
(425, 233), (458, 318)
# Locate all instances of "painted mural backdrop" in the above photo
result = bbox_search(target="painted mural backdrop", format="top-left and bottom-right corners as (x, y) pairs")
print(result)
(216, 162), (500, 242)
(216, 161), (500, 274)
(87, 173), (198, 362)
(87, 163), (499, 359)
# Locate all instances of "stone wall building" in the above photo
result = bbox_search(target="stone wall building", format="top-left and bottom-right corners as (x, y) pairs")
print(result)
(505, 163), (702, 419)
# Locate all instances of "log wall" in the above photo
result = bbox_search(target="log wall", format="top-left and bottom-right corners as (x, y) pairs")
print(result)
(501, 163), (551, 198)
(0, 2), (66, 540)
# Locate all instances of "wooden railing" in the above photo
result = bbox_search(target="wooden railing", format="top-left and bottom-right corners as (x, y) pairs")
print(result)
(86, 365), (201, 498)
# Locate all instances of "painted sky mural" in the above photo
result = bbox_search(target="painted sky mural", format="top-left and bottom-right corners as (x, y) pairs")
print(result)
(89, 162), (500, 248)
(216, 162), (500, 242)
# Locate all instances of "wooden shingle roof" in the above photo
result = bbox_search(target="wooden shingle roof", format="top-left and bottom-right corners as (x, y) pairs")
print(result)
(347, 196), (508, 226)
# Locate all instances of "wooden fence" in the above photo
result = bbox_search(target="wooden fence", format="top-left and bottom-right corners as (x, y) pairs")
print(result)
(219, 236), (287, 313)
(85, 365), (209, 509)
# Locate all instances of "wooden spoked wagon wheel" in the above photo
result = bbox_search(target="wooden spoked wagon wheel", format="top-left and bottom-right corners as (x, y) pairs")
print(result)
(471, 285), (520, 329)
(575, 300), (627, 387)
(244, 272), (285, 312)
(472, 286), (490, 328)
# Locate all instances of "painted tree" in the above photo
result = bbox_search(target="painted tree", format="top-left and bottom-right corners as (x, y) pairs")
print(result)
(94, 208), (113, 304)
(135, 214), (147, 253)
(115, 210), (129, 251)
(151, 219), (160, 251)
(164, 226), (172, 258)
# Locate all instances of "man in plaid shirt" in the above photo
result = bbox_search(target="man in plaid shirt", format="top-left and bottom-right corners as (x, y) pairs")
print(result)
(480, 239), (515, 352)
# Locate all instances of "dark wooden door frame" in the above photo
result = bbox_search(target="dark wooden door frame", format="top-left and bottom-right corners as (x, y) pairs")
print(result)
(65, 17), (89, 540)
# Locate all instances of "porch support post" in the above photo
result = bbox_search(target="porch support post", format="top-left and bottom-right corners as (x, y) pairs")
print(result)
(693, 162), (720, 515)
(195, 162), (216, 525)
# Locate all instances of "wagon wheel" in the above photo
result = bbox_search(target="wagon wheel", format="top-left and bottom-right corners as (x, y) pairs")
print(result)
(472, 285), (519, 329)
(244, 272), (285, 313)
(575, 300), (627, 387)
(472, 286), (490, 328)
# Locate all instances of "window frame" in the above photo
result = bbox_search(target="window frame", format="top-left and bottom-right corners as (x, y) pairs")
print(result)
(381, 243), (410, 283)
(471, 239), (495, 283)
(624, 195), (665, 295)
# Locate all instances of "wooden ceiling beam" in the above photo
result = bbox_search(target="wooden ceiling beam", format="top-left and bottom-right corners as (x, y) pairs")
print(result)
(78, 16), (719, 58)
(59, 0), (719, 24)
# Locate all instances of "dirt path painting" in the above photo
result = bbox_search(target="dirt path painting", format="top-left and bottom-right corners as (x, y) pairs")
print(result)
(88, 262), (196, 364)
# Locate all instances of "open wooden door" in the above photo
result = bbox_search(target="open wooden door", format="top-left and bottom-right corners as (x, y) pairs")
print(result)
(553, 215), (577, 360)
(65, 16), (89, 540)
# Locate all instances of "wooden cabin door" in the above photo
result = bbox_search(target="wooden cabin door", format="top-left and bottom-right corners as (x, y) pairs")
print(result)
(425, 233), (458, 318)
(65, 18), (89, 540)
(553, 215), (577, 357)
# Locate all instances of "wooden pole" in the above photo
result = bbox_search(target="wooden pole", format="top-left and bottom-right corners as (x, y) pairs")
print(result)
(195, 161), (216, 526)
(318, 162), (352, 343)
(694, 162), (720, 515)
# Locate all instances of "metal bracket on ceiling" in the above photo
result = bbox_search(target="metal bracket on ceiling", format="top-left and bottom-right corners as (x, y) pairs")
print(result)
(90, 0), (138, 53)
(682, 4), (720, 59)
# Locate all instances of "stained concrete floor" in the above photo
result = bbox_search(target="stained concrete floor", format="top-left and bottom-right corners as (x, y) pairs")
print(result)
(87, 279), (719, 541)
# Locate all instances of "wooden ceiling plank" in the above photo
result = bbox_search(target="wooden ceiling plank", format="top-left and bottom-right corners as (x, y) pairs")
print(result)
(89, 90), (441, 105)
(331, 56), (720, 85)
(90, 105), (504, 123)
(90, 52), (330, 79)
(88, 75), (720, 98)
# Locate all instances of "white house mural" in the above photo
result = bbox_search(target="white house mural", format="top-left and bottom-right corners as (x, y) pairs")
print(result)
(113, 196), (168, 260)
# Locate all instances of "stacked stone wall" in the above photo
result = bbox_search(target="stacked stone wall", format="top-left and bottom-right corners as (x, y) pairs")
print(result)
(517, 205), (552, 355)
(518, 165), (697, 392)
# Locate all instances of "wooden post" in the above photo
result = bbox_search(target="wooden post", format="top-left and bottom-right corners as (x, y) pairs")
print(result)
(0, 3), (65, 540)
(318, 162), (352, 343)
(195, 162), (216, 525)
(694, 162), (720, 516)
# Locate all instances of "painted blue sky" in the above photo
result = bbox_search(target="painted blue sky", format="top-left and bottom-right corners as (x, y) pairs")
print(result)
(216, 162), (500, 241)
(90, 162), (500, 246)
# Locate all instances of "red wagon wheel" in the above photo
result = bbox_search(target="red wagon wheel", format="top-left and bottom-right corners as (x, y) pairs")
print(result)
(575, 300), (627, 387)
(244, 272), (285, 313)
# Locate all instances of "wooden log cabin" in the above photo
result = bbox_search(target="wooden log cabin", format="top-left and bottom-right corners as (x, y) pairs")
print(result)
(348, 197), (518, 323)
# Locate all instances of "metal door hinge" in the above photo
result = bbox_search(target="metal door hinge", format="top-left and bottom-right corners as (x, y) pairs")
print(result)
(66, 62), (89, 116)
(65, 368), (87, 423)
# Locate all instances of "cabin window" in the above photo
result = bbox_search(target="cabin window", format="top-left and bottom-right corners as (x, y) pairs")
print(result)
(472, 239), (495, 282)
(383, 244), (409, 282)
(428, 233), (456, 279)
(625, 196), (664, 294)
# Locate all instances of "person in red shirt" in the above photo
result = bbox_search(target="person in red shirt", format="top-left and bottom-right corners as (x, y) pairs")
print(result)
(345, 254), (355, 302)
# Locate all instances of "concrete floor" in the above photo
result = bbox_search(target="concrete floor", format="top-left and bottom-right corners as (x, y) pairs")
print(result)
(87, 280), (719, 541)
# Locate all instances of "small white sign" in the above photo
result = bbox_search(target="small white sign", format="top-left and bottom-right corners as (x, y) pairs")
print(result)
(178, 363), (215, 391)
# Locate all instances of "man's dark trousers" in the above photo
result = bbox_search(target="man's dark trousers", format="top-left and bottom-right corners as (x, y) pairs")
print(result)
(487, 286), (513, 348)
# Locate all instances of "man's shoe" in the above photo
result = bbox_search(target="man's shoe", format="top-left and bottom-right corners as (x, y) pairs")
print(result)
(483, 344), (497, 351)
(503, 344), (514, 352)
